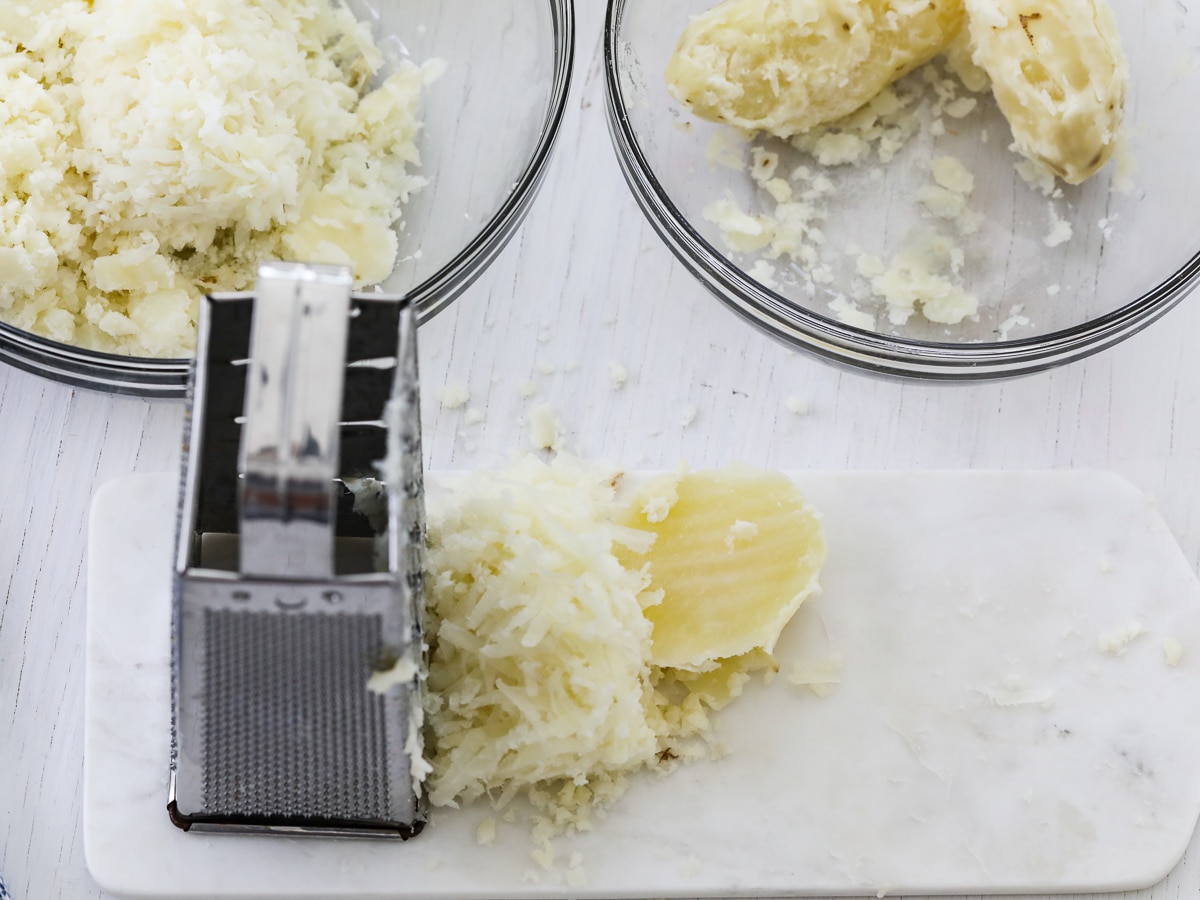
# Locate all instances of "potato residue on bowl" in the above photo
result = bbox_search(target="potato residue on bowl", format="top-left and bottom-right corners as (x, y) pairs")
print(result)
(668, 0), (1128, 185)
(666, 0), (1131, 333)
(0, 0), (437, 357)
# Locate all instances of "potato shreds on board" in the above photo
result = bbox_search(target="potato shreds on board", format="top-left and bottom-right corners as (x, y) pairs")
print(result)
(421, 455), (660, 809)
(420, 455), (828, 843)
(616, 466), (827, 670)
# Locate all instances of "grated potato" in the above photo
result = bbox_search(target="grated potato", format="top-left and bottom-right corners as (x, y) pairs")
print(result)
(420, 455), (827, 846)
(0, 0), (434, 357)
(421, 454), (660, 809)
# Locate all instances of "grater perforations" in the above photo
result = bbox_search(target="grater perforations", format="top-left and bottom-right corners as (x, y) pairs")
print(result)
(200, 609), (392, 821)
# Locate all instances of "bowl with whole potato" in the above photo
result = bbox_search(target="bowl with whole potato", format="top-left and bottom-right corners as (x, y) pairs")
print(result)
(0, 0), (573, 396)
(605, 0), (1200, 379)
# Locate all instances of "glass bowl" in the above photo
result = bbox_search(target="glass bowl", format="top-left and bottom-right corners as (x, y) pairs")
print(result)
(0, 0), (574, 397)
(604, 0), (1200, 380)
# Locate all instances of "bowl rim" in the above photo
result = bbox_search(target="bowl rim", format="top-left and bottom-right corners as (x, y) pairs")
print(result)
(602, 0), (1200, 381)
(0, 0), (576, 398)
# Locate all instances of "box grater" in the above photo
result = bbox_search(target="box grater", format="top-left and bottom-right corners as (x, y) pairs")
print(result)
(169, 261), (427, 838)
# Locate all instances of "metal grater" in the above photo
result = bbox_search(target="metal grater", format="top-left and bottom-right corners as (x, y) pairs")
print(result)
(169, 261), (427, 838)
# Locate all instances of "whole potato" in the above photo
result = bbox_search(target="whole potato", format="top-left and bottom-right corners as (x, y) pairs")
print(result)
(964, 0), (1128, 184)
(666, 0), (966, 137)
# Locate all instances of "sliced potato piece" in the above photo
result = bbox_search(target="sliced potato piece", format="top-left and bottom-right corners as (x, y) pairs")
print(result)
(963, 0), (1128, 184)
(617, 466), (827, 669)
(666, 0), (965, 137)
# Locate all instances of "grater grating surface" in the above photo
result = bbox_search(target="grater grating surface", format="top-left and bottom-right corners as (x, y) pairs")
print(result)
(201, 609), (390, 821)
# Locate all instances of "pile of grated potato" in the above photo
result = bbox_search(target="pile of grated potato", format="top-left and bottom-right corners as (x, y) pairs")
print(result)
(420, 454), (827, 866)
(0, 0), (435, 357)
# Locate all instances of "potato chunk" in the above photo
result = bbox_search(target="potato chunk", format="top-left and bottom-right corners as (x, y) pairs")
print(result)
(666, 0), (965, 137)
(963, 0), (1128, 183)
(617, 466), (827, 670)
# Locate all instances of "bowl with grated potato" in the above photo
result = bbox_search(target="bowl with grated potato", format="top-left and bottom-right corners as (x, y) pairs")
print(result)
(0, 0), (573, 395)
(605, 0), (1200, 380)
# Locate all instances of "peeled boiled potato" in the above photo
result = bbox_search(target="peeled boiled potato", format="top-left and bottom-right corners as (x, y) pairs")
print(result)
(616, 467), (827, 670)
(963, 0), (1128, 183)
(665, 0), (966, 137)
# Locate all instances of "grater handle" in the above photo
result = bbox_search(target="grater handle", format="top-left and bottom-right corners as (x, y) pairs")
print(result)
(238, 262), (352, 579)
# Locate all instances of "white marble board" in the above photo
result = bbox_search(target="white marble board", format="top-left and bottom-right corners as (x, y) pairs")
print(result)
(84, 469), (1200, 899)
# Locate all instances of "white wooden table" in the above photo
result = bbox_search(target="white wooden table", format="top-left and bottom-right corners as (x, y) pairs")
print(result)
(3, 2), (1200, 897)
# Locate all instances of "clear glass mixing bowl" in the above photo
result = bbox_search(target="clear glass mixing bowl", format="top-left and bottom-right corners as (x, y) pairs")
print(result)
(605, 0), (1200, 380)
(0, 0), (574, 396)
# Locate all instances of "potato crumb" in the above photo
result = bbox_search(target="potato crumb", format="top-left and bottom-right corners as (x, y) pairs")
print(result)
(981, 675), (1054, 708)
(609, 361), (629, 389)
(1111, 135), (1137, 194)
(749, 147), (779, 182)
(528, 403), (563, 452)
(681, 403), (698, 428)
(997, 304), (1030, 339)
(366, 654), (418, 694)
(1163, 637), (1184, 667)
(705, 127), (750, 170)
(519, 380), (538, 399)
(1015, 157), (1058, 196)
(762, 177), (793, 203)
(918, 186), (968, 221)
(748, 258), (779, 289)
(785, 395), (810, 415)
(532, 845), (555, 871)
(476, 817), (498, 846)
(855, 254), (886, 278)
(1044, 210), (1074, 248)
(1098, 622), (1146, 656)
(810, 132), (870, 166)
(788, 654), (843, 697)
(437, 384), (469, 410)
(565, 853), (587, 888)
(724, 519), (759, 550)
(703, 198), (774, 253)
(828, 295), (875, 330)
(943, 96), (977, 118)
(931, 156), (975, 195)
(867, 237), (978, 325)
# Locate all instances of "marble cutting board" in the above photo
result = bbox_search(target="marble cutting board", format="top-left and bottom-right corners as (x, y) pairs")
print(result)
(83, 469), (1200, 899)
